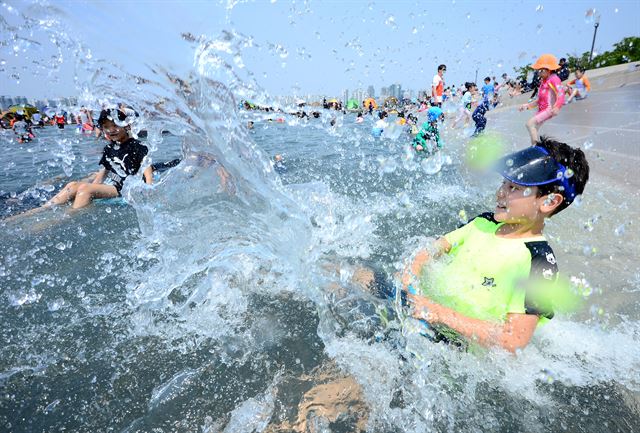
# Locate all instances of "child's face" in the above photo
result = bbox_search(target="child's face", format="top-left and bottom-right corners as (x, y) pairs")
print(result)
(576, 70), (584, 78)
(102, 120), (129, 143)
(494, 180), (546, 224)
(539, 68), (550, 79)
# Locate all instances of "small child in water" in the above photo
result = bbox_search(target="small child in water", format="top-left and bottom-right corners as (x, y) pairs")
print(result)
(412, 106), (443, 154)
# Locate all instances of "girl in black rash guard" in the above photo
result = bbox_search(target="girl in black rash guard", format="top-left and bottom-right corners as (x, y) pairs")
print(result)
(35, 109), (153, 211)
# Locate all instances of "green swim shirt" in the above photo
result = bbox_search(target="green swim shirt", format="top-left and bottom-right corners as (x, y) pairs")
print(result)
(419, 213), (558, 323)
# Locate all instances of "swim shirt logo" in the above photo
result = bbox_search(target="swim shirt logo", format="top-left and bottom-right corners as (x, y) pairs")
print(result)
(546, 252), (556, 265)
(482, 277), (497, 288)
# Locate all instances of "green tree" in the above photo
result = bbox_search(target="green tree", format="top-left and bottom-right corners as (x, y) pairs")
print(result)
(565, 36), (640, 70)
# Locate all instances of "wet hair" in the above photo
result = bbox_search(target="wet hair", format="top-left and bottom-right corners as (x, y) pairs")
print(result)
(464, 82), (476, 90)
(438, 64), (446, 72)
(484, 76), (491, 83)
(535, 136), (590, 216)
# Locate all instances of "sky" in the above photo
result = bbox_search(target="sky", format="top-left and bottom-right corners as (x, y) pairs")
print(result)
(1, 0), (639, 99)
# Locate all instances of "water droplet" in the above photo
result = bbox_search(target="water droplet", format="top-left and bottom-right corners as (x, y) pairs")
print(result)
(614, 8), (619, 13)
(583, 140), (594, 150)
(523, 187), (532, 197)
(564, 168), (574, 178)
(573, 195), (583, 206)
(584, 8), (596, 24)
(105, 207), (112, 214)
(412, 27), (418, 34)
(540, 368), (555, 384)
(464, 39), (471, 49)
(384, 15), (396, 28)
(536, 24), (543, 33)
(466, 12), (471, 19)
(496, 60), (503, 68)
(536, 4), (544, 12)
(614, 224), (626, 236)
(505, 158), (514, 167)
(55, 242), (66, 251)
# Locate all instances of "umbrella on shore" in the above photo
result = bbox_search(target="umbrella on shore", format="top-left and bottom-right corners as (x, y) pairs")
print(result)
(8, 104), (39, 117)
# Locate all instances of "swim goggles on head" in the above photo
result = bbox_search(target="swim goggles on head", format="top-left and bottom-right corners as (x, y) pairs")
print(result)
(495, 146), (577, 203)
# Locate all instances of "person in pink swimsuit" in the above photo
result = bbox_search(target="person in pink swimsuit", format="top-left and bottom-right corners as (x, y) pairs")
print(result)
(519, 54), (565, 145)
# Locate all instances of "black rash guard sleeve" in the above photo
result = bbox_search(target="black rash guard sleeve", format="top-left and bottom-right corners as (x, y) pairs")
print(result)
(523, 241), (558, 319)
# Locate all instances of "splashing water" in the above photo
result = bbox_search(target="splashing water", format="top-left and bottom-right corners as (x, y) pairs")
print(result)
(0, 2), (639, 433)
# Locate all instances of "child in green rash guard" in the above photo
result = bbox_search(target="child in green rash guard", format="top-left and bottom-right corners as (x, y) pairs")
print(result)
(412, 106), (444, 154)
(402, 137), (589, 352)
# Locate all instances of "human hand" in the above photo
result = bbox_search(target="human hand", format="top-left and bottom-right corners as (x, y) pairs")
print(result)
(415, 145), (424, 152)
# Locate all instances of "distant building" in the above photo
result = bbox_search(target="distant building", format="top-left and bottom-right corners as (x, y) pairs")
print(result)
(351, 88), (366, 105)
(367, 85), (375, 98)
(342, 89), (349, 104)
(388, 83), (402, 100)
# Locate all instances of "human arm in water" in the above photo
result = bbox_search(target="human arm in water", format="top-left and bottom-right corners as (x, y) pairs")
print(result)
(143, 166), (153, 185)
(400, 237), (451, 289)
(409, 296), (539, 353)
(402, 236), (539, 353)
